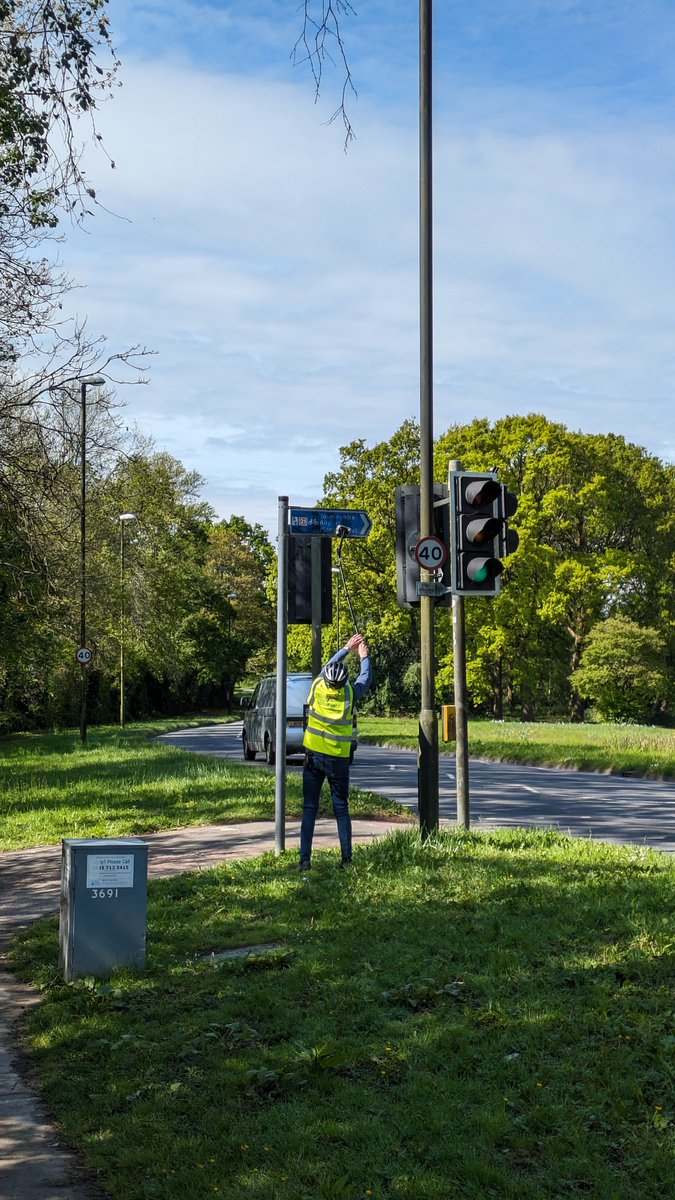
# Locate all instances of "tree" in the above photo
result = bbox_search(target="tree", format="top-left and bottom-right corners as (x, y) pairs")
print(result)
(206, 517), (276, 685)
(322, 418), (422, 712)
(0, 373), (140, 729)
(313, 414), (674, 722)
(436, 415), (675, 721)
(574, 617), (671, 724)
(1, 0), (149, 597)
(96, 451), (218, 714)
(1, 0), (119, 364)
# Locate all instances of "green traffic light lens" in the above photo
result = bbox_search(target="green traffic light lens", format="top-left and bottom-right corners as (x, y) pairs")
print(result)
(474, 564), (489, 582)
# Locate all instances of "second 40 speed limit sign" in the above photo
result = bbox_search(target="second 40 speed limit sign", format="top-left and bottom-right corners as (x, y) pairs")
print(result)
(413, 535), (447, 570)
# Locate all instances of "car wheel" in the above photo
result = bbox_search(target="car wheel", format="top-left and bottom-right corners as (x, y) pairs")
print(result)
(265, 736), (276, 766)
(242, 733), (256, 761)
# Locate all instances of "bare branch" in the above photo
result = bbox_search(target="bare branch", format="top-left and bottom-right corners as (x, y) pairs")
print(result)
(292, 0), (358, 149)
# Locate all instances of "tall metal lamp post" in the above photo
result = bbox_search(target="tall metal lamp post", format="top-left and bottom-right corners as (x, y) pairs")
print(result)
(119, 513), (137, 728)
(78, 375), (105, 744)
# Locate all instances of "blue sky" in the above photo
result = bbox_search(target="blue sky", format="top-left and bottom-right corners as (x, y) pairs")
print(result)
(58, 1), (675, 534)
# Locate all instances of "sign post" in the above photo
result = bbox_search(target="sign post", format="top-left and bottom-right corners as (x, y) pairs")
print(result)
(275, 497), (289, 855)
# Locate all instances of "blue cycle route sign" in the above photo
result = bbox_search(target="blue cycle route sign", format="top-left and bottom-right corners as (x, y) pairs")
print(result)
(289, 508), (372, 538)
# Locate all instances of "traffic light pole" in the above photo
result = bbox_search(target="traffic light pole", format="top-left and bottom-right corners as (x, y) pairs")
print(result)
(417, 0), (439, 839)
(452, 593), (469, 827)
(449, 461), (470, 826)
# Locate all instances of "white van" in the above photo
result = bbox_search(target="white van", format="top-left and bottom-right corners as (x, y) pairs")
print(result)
(241, 673), (358, 765)
(242, 674), (312, 765)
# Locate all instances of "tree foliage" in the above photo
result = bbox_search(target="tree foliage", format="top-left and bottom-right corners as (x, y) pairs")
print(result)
(0, 428), (276, 731)
(318, 414), (674, 723)
(1, 0), (118, 366)
(0, 0), (280, 732)
(574, 617), (671, 724)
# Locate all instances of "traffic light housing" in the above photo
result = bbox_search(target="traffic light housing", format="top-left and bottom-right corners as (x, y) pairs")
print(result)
(287, 536), (332, 624)
(499, 484), (520, 560)
(395, 483), (451, 608)
(450, 471), (519, 596)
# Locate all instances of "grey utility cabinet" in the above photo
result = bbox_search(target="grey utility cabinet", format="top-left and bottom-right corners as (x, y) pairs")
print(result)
(59, 838), (148, 982)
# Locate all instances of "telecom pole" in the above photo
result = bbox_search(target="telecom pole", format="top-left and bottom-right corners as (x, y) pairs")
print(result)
(417, 0), (439, 838)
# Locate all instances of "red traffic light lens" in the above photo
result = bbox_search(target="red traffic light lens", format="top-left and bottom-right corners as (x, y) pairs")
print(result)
(465, 479), (501, 507)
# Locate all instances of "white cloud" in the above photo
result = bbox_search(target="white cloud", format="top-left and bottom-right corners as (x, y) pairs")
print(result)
(56, 56), (675, 535)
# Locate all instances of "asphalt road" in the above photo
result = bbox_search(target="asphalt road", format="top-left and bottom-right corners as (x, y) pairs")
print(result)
(157, 722), (675, 855)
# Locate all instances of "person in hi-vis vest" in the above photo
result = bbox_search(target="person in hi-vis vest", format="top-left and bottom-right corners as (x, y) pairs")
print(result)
(300, 632), (372, 870)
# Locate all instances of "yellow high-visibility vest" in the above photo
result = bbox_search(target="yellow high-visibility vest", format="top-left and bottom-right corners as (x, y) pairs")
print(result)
(303, 677), (355, 757)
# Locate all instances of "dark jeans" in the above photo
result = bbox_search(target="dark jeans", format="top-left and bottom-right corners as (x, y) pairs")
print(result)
(300, 750), (352, 862)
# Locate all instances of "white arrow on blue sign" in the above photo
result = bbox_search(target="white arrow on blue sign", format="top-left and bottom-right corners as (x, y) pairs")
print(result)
(289, 508), (372, 538)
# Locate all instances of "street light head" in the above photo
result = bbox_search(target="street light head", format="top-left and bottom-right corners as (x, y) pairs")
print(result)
(79, 375), (105, 386)
(119, 513), (137, 522)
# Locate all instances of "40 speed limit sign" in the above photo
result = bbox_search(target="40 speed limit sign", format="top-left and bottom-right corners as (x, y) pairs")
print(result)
(413, 535), (447, 570)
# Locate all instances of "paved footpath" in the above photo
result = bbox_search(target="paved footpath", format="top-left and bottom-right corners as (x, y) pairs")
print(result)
(0, 818), (400, 1200)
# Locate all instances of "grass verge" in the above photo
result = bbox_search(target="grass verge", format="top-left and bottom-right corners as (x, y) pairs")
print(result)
(359, 718), (675, 779)
(0, 719), (407, 852)
(10, 828), (675, 1200)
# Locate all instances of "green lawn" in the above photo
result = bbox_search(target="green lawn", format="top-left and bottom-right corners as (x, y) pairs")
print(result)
(10, 828), (675, 1200)
(360, 717), (675, 779)
(0, 719), (407, 853)
(2, 715), (673, 853)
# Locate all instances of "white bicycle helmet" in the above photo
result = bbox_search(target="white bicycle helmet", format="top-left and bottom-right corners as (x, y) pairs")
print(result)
(323, 661), (348, 688)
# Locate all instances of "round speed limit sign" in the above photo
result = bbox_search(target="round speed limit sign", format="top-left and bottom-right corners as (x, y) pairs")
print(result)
(413, 535), (447, 570)
(76, 647), (92, 665)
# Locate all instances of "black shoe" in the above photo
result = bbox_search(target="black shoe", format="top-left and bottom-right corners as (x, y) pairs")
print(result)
(339, 858), (352, 869)
(299, 859), (311, 871)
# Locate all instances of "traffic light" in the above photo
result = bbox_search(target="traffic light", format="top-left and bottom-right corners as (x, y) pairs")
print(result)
(450, 471), (519, 597)
(395, 484), (451, 609)
(287, 536), (332, 624)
